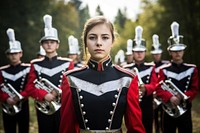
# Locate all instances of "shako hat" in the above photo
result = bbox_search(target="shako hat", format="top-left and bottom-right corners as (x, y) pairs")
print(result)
(167, 21), (186, 51)
(151, 34), (162, 54)
(132, 26), (146, 51)
(6, 28), (22, 54)
(39, 14), (60, 43)
(126, 39), (133, 55)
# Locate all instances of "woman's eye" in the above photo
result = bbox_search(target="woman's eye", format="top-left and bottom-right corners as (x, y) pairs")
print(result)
(102, 36), (109, 40)
(89, 36), (96, 40)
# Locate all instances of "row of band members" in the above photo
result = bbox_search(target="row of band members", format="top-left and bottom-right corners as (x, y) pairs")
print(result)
(0, 15), (199, 133)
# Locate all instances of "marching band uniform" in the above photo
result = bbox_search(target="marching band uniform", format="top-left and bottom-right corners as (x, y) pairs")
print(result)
(0, 28), (30, 133)
(23, 14), (74, 133)
(150, 34), (169, 133)
(60, 57), (145, 133)
(156, 22), (199, 133)
(123, 26), (157, 133)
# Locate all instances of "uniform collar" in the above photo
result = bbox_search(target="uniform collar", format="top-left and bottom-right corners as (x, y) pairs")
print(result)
(10, 62), (21, 68)
(88, 57), (112, 71)
(44, 55), (57, 61)
(171, 61), (184, 67)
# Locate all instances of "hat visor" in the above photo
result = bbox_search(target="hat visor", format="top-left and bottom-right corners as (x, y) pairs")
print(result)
(40, 36), (60, 43)
(168, 45), (186, 51)
(151, 50), (162, 54)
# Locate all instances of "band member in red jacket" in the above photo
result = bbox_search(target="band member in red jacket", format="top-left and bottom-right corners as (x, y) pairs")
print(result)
(156, 21), (199, 133)
(60, 16), (145, 133)
(123, 26), (157, 133)
(0, 28), (30, 133)
(22, 14), (74, 133)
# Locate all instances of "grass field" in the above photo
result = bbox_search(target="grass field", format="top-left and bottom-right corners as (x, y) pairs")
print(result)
(0, 94), (200, 133)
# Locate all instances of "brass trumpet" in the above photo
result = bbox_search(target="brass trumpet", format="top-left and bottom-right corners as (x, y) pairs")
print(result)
(159, 80), (189, 117)
(34, 78), (62, 115)
(133, 67), (143, 102)
(0, 83), (24, 115)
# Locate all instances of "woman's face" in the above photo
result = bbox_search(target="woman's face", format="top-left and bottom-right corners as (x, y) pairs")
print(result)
(86, 24), (113, 62)
(42, 40), (59, 54)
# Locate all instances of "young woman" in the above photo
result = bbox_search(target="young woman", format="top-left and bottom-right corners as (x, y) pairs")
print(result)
(59, 16), (145, 133)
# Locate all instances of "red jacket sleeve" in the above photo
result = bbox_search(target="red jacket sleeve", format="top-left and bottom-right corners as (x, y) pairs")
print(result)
(59, 74), (80, 133)
(125, 76), (146, 133)
(145, 67), (158, 96)
(185, 67), (199, 102)
(21, 63), (48, 101)
(155, 69), (173, 103)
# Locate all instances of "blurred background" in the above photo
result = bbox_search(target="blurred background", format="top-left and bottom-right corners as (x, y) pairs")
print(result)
(0, 0), (200, 132)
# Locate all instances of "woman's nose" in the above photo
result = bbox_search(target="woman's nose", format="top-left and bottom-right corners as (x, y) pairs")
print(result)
(96, 38), (102, 46)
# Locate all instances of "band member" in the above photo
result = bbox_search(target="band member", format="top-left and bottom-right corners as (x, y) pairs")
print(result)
(23, 14), (74, 133)
(114, 49), (125, 66)
(150, 34), (169, 133)
(36, 45), (46, 59)
(59, 16), (145, 133)
(0, 28), (30, 133)
(67, 35), (84, 68)
(123, 26), (157, 133)
(156, 21), (199, 133)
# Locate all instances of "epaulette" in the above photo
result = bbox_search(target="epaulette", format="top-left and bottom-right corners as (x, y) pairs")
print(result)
(160, 62), (171, 69)
(122, 62), (135, 68)
(114, 65), (136, 77)
(57, 57), (72, 62)
(21, 63), (31, 67)
(64, 66), (88, 76)
(30, 57), (44, 63)
(144, 62), (155, 66)
(183, 63), (196, 67)
(0, 65), (10, 70)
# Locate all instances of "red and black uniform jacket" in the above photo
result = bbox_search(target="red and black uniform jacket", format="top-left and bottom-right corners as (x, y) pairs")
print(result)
(22, 56), (74, 101)
(60, 57), (145, 133)
(156, 62), (199, 106)
(0, 63), (30, 102)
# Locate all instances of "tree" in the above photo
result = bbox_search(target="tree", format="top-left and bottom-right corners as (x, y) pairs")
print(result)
(95, 5), (104, 16)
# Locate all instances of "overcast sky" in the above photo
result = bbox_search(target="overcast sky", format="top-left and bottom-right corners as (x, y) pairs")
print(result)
(80, 0), (141, 22)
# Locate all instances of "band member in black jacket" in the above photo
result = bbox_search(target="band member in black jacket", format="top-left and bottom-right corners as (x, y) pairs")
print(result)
(156, 21), (199, 133)
(23, 14), (74, 133)
(60, 16), (145, 133)
(123, 26), (157, 133)
(0, 28), (30, 133)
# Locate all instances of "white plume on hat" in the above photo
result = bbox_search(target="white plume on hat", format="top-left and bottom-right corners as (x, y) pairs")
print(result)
(171, 22), (179, 37)
(7, 28), (15, 41)
(151, 34), (162, 54)
(115, 50), (125, 64)
(44, 14), (52, 29)
(6, 28), (22, 53)
(135, 26), (143, 46)
(39, 14), (60, 43)
(126, 39), (133, 55)
(68, 35), (79, 54)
